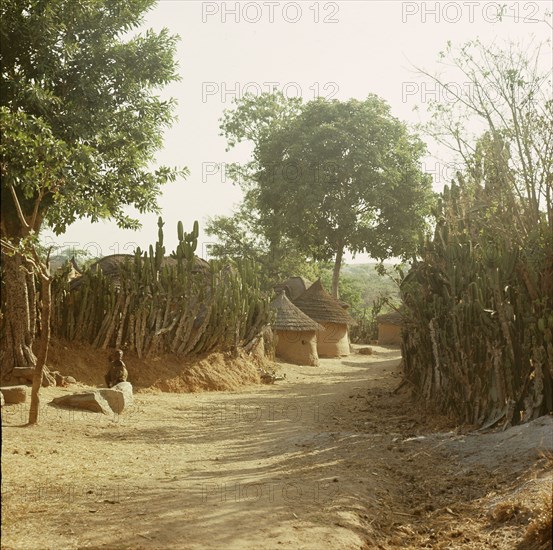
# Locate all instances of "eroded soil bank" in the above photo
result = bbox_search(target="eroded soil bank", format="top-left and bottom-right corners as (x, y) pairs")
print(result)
(2, 345), (551, 549)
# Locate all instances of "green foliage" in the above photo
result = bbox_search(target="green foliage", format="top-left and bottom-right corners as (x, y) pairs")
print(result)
(402, 39), (553, 427)
(339, 264), (400, 312)
(317, 263), (399, 342)
(218, 92), (435, 296)
(0, 0), (185, 237)
(0, 109), (70, 201)
(348, 295), (389, 344)
(205, 205), (319, 290)
(253, 96), (434, 260)
(319, 269), (362, 310)
(219, 90), (303, 152)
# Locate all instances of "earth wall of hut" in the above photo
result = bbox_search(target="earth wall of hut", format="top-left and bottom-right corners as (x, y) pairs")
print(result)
(275, 329), (318, 366)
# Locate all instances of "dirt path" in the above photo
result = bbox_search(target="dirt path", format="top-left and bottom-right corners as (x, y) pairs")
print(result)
(2, 346), (551, 549)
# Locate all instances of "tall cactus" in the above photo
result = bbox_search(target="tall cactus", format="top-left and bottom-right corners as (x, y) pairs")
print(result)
(51, 218), (271, 361)
(401, 181), (553, 426)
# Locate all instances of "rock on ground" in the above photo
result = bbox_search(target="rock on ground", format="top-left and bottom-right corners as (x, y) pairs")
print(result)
(50, 382), (133, 415)
(98, 382), (133, 414)
(51, 391), (113, 415)
(12, 366), (56, 387)
(53, 372), (77, 387)
(0, 385), (28, 404)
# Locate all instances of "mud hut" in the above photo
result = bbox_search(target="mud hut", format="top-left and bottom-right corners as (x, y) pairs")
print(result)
(70, 254), (210, 290)
(270, 291), (322, 366)
(376, 311), (403, 345)
(293, 280), (356, 358)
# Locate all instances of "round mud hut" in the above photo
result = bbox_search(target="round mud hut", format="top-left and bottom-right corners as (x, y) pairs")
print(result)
(270, 291), (322, 366)
(376, 311), (403, 345)
(293, 280), (356, 358)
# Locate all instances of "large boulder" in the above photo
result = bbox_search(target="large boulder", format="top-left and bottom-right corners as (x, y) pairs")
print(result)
(12, 366), (56, 387)
(50, 382), (133, 415)
(98, 382), (133, 414)
(51, 392), (112, 414)
(0, 385), (28, 404)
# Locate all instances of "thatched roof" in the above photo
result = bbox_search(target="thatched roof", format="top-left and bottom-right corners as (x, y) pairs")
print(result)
(376, 311), (403, 326)
(270, 291), (322, 332)
(294, 280), (356, 326)
(274, 277), (313, 301)
(49, 255), (82, 274)
(70, 254), (210, 290)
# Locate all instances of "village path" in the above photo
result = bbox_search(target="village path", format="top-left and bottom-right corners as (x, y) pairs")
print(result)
(2, 346), (552, 550)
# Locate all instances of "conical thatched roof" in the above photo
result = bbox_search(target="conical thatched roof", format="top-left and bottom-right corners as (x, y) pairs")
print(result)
(274, 276), (313, 301)
(270, 291), (322, 332)
(376, 311), (403, 326)
(294, 279), (356, 326)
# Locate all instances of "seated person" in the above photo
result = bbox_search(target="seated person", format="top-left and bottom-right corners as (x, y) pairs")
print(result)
(104, 349), (128, 388)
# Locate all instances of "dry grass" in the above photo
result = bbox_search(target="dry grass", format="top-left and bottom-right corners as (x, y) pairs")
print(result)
(483, 451), (553, 550)
(519, 486), (553, 550)
(488, 500), (532, 524)
(519, 451), (553, 550)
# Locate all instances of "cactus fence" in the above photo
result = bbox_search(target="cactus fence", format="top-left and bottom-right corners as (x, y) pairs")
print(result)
(51, 219), (270, 358)
(400, 182), (553, 427)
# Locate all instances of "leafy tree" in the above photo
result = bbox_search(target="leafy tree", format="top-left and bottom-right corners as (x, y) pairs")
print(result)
(417, 38), (552, 233)
(205, 203), (320, 289)
(0, 0), (183, 392)
(400, 39), (553, 425)
(208, 92), (314, 287)
(220, 93), (434, 298)
(416, 38), (552, 302)
(319, 269), (362, 310)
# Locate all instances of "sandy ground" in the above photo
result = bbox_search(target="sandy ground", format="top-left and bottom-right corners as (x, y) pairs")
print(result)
(2, 345), (552, 550)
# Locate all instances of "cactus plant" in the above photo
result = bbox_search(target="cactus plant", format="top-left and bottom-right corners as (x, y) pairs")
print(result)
(51, 218), (271, 362)
(400, 181), (552, 427)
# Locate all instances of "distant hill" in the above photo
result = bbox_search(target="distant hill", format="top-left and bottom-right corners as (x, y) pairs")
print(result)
(318, 263), (401, 317)
(341, 263), (401, 309)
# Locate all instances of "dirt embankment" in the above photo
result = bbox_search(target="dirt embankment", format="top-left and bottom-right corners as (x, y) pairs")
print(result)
(2, 345), (552, 549)
(47, 338), (267, 393)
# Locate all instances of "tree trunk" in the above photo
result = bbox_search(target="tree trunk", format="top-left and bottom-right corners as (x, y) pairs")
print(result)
(28, 270), (52, 425)
(1, 251), (37, 382)
(331, 245), (344, 299)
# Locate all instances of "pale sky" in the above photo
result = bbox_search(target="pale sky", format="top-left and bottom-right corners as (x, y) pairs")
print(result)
(41, 0), (553, 263)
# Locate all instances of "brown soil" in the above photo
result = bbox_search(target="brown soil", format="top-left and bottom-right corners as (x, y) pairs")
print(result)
(2, 344), (552, 549)
(46, 338), (264, 393)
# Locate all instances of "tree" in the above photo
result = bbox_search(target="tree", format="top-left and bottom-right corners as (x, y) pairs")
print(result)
(208, 92), (314, 286)
(205, 199), (321, 289)
(221, 93), (434, 297)
(416, 37), (552, 302)
(417, 38), (552, 233)
(0, 0), (184, 389)
(399, 38), (553, 426)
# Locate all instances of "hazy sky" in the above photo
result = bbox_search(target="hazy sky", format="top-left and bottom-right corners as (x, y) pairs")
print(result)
(42, 0), (552, 262)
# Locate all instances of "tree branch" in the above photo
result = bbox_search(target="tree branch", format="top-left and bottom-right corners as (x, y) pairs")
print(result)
(9, 185), (30, 233)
